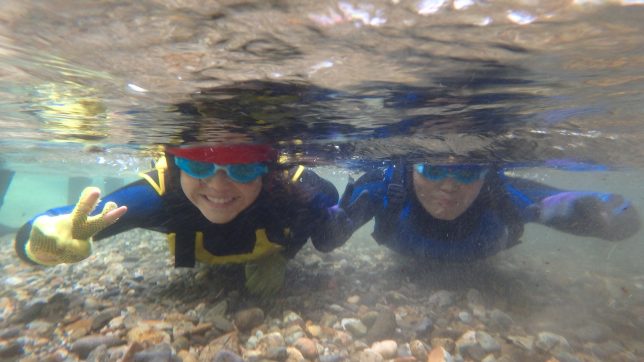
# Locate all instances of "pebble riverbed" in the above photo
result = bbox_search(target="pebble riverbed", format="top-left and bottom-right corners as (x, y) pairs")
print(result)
(1, 229), (642, 362)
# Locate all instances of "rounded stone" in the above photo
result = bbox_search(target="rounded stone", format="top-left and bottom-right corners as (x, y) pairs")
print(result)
(370, 339), (398, 359)
(233, 308), (265, 332)
(293, 337), (318, 360)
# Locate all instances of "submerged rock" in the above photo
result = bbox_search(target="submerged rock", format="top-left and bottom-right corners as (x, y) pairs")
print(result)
(535, 331), (571, 354)
(366, 309), (396, 342)
(427, 346), (453, 362)
(341, 318), (367, 337)
(199, 332), (241, 361)
(0, 340), (23, 359)
(11, 299), (46, 324)
(370, 339), (397, 359)
(233, 308), (264, 332)
(132, 342), (178, 362)
(428, 290), (454, 308)
(212, 349), (244, 362)
(507, 335), (534, 352)
(293, 337), (317, 359)
(476, 331), (501, 353)
(70, 335), (123, 359)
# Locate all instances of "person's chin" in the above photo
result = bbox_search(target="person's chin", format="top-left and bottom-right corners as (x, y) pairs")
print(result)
(204, 210), (239, 224)
(429, 206), (459, 221)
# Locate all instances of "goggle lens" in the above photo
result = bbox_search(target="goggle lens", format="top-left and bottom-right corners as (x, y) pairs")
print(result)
(175, 157), (267, 183)
(414, 164), (488, 184)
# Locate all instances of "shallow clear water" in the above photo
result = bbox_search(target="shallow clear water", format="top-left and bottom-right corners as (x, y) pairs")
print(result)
(0, 0), (643, 360)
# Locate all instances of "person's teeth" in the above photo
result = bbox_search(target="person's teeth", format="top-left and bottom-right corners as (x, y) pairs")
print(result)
(205, 196), (234, 204)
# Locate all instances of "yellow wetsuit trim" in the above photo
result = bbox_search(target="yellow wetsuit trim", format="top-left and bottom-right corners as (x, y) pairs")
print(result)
(139, 156), (167, 196)
(291, 165), (305, 182)
(168, 232), (176, 255)
(167, 229), (284, 265)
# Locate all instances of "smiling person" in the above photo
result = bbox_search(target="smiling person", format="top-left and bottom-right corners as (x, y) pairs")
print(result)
(13, 144), (357, 297)
(325, 160), (641, 262)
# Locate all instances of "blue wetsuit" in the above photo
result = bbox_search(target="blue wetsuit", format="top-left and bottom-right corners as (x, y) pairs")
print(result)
(14, 158), (339, 267)
(342, 165), (639, 262)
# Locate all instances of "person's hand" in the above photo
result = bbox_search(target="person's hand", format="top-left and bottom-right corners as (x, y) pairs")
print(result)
(309, 178), (372, 252)
(531, 192), (640, 240)
(244, 253), (288, 298)
(339, 177), (371, 222)
(25, 187), (127, 265)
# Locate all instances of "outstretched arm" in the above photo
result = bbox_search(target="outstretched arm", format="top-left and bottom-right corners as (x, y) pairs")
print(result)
(14, 175), (164, 266)
(529, 191), (640, 241)
(505, 176), (640, 241)
(14, 187), (127, 266)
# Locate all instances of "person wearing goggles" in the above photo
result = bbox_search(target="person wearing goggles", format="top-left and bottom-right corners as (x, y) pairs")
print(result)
(322, 160), (640, 262)
(411, 164), (489, 221)
(171, 155), (269, 225)
(13, 144), (364, 298)
(174, 157), (268, 183)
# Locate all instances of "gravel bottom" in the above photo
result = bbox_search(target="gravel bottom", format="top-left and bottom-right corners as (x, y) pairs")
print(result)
(1, 229), (643, 362)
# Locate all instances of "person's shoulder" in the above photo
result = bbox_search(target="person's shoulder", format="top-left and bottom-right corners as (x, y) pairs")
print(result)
(264, 165), (337, 204)
(279, 165), (322, 185)
(355, 167), (387, 185)
(135, 155), (179, 197)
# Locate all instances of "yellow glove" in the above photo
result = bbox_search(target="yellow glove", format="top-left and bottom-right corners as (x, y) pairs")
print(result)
(244, 253), (288, 298)
(25, 187), (125, 266)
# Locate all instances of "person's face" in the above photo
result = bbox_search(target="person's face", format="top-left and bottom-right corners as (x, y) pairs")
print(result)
(180, 170), (262, 224)
(412, 164), (486, 220)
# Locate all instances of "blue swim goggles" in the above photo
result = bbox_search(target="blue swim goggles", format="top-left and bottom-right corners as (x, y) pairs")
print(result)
(174, 157), (268, 183)
(414, 164), (488, 184)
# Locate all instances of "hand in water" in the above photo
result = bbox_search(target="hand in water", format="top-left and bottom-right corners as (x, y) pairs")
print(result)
(532, 192), (640, 241)
(26, 187), (127, 265)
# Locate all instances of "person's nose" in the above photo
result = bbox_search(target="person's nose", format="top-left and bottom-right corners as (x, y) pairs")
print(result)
(439, 177), (459, 191)
(202, 169), (232, 187)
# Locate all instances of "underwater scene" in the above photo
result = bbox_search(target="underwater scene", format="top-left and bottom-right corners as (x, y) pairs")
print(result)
(0, 1), (643, 361)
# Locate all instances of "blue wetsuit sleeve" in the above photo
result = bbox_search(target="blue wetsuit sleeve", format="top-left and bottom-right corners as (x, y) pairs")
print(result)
(14, 175), (164, 264)
(503, 175), (640, 240)
(92, 178), (165, 239)
(502, 176), (565, 220)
